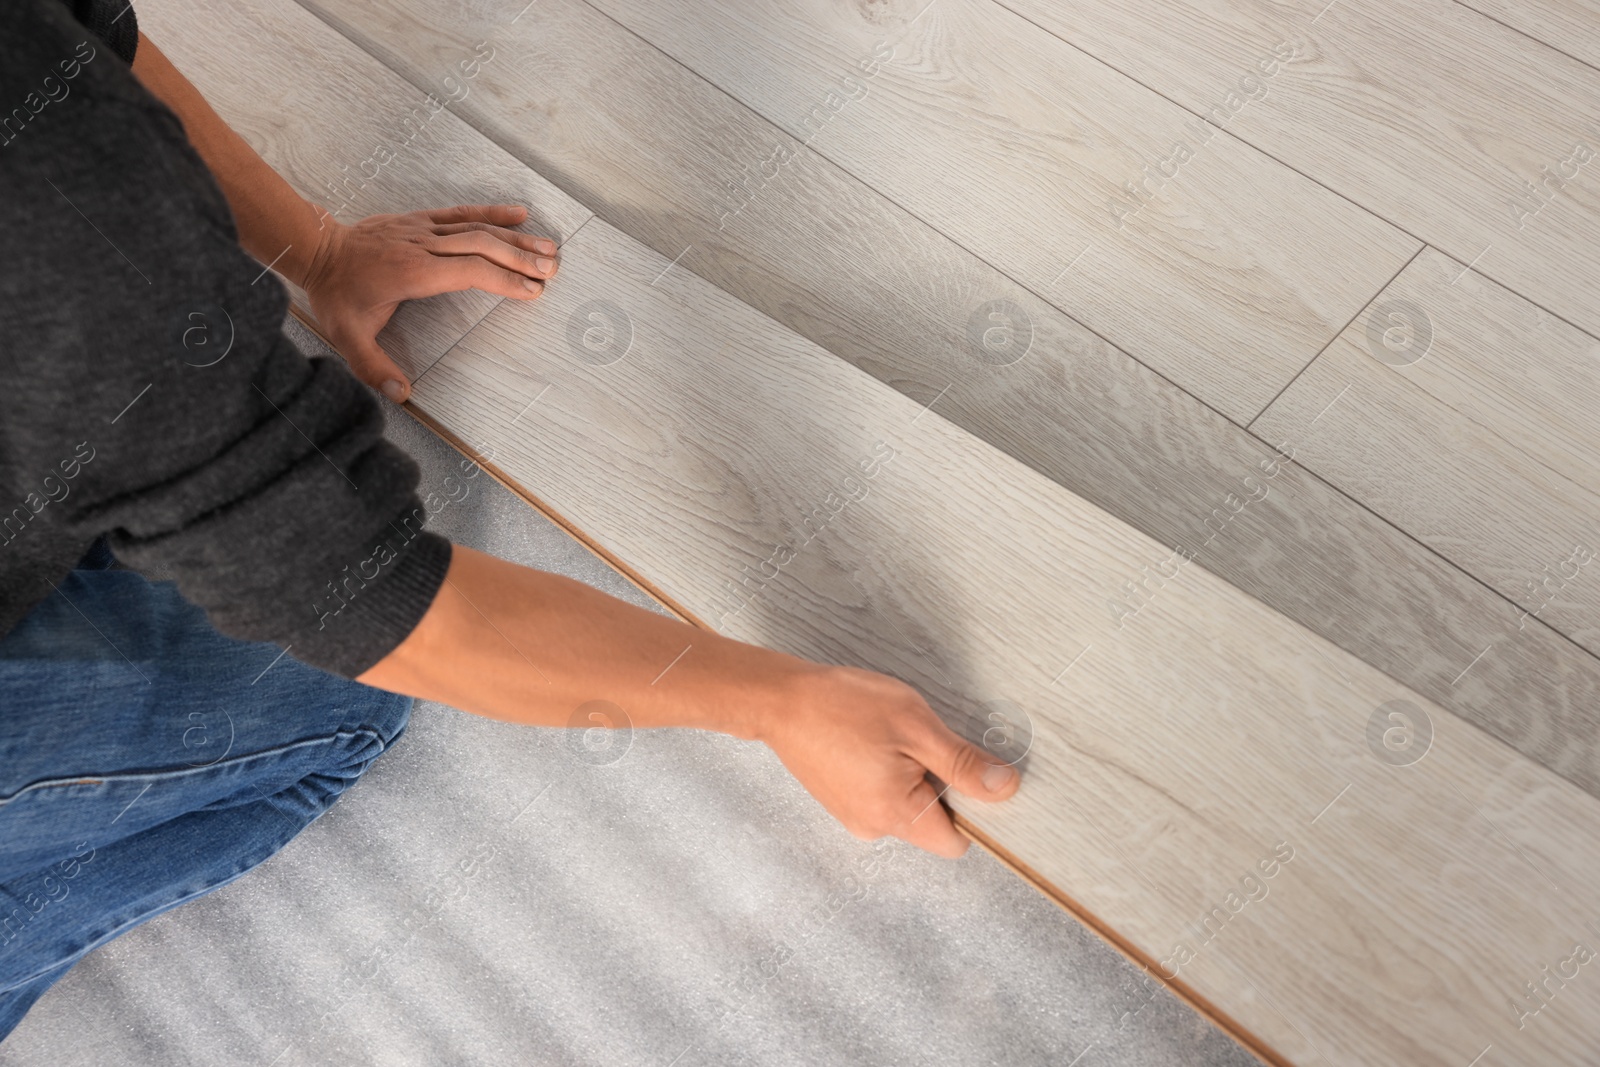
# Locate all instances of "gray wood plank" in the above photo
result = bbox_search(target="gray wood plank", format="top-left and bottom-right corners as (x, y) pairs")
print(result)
(1253, 246), (1600, 656)
(136, 0), (592, 381)
(417, 212), (1600, 1067)
(992, 0), (1600, 366)
(302, 0), (1415, 424)
(297, 0), (1600, 801)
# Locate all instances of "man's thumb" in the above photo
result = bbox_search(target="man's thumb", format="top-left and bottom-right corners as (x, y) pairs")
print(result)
(337, 331), (411, 403)
(919, 723), (1020, 801)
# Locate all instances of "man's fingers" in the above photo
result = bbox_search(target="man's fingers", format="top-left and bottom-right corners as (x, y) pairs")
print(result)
(899, 778), (969, 858)
(433, 221), (557, 259)
(335, 330), (411, 402)
(427, 230), (558, 282)
(911, 718), (1021, 804)
(426, 203), (528, 227)
(420, 255), (548, 300)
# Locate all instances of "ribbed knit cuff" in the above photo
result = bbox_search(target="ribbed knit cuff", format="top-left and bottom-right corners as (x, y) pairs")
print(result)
(285, 525), (454, 679)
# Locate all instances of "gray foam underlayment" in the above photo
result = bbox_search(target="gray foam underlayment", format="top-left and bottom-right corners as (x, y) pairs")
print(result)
(0, 318), (1260, 1067)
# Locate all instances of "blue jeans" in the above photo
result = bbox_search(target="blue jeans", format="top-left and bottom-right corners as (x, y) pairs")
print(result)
(0, 540), (413, 1042)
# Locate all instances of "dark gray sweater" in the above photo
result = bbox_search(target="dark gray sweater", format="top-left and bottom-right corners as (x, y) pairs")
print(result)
(0, 0), (452, 679)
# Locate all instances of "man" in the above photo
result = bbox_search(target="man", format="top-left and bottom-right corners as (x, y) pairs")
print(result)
(0, 0), (1019, 1040)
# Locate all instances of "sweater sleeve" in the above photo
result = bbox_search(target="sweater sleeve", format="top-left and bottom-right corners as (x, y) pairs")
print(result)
(0, 0), (451, 678)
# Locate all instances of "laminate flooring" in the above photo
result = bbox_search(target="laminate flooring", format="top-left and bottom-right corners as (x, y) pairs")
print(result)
(320, 0), (1419, 425)
(1455, 0), (1600, 66)
(298, 0), (1600, 801)
(128, 0), (1600, 1063)
(119, 1), (1263, 1063)
(1255, 247), (1600, 658)
(414, 207), (1600, 1067)
(992, 0), (1600, 354)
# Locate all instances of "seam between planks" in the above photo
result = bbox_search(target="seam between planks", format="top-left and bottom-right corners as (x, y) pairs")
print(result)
(986, 0), (1600, 355)
(570, 0), (1412, 440)
(1245, 242), (1429, 426)
(1444, 0), (1600, 75)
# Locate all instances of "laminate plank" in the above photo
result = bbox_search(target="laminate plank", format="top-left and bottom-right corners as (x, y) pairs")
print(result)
(300, 0), (1600, 801)
(992, 0), (1600, 365)
(417, 214), (1600, 1066)
(303, 0), (1415, 424)
(136, 0), (592, 381)
(1453, 0), (1600, 70)
(1253, 246), (1600, 655)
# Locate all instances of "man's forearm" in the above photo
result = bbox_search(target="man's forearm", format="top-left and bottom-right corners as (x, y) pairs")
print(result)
(359, 545), (1022, 860)
(357, 545), (818, 742)
(131, 31), (326, 287)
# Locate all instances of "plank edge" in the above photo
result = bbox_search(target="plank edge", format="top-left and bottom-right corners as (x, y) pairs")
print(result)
(402, 401), (707, 628)
(951, 813), (1291, 1067)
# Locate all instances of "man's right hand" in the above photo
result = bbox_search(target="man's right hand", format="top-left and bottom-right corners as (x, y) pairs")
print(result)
(756, 664), (1020, 858)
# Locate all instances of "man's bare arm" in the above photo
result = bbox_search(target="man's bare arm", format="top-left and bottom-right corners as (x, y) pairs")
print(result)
(359, 546), (1019, 857)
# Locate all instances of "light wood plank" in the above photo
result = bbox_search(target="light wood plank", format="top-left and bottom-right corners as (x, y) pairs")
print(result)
(1454, 0), (1600, 71)
(306, 0), (1415, 423)
(1253, 246), (1600, 655)
(254, 0), (1600, 800)
(136, 0), (592, 380)
(419, 213), (1600, 1067)
(992, 0), (1600, 366)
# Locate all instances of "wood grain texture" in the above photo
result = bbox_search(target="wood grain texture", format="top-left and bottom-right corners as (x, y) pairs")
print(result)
(298, 0), (1600, 800)
(993, 0), (1600, 372)
(577, 0), (1416, 424)
(415, 214), (1600, 1066)
(1253, 246), (1600, 656)
(1453, 0), (1600, 70)
(136, 0), (592, 381)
